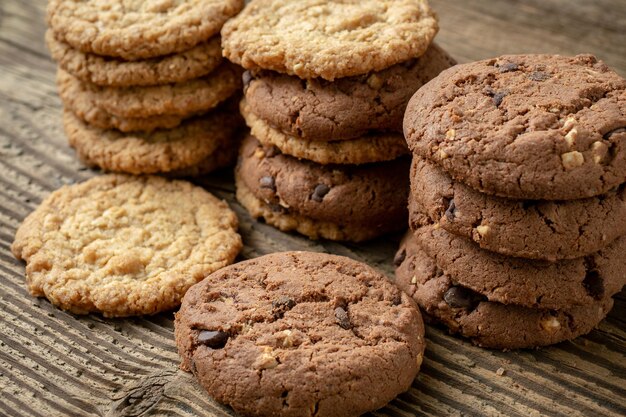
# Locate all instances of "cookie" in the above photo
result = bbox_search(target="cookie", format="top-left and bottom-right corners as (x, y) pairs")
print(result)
(410, 158), (626, 260)
(241, 100), (408, 165)
(46, 30), (223, 87)
(244, 44), (455, 141)
(63, 108), (242, 175)
(221, 0), (438, 80)
(394, 231), (616, 349)
(235, 135), (409, 241)
(47, 0), (244, 60)
(57, 64), (241, 120)
(169, 137), (240, 177)
(404, 54), (626, 200)
(175, 251), (425, 417)
(397, 225), (626, 310)
(11, 174), (242, 317)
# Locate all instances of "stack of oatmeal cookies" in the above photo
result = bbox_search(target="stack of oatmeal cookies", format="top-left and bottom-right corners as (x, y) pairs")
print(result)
(222, 0), (455, 241)
(46, 0), (245, 176)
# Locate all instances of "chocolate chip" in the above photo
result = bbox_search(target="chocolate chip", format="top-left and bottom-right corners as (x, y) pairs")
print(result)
(499, 62), (519, 73)
(259, 176), (276, 191)
(528, 71), (551, 81)
(445, 199), (456, 221)
(268, 203), (287, 214)
(583, 271), (604, 300)
(311, 184), (330, 202)
(197, 330), (229, 349)
(393, 249), (406, 267)
(242, 71), (253, 93)
(603, 127), (626, 139)
(334, 306), (351, 330)
(493, 91), (507, 107)
(443, 286), (485, 309)
(272, 296), (296, 318)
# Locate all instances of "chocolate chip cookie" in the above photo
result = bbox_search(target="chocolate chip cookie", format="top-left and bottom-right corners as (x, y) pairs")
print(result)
(235, 135), (409, 242)
(404, 54), (626, 200)
(244, 43), (455, 142)
(175, 251), (425, 417)
(12, 175), (242, 317)
(410, 158), (626, 260)
(222, 0), (438, 80)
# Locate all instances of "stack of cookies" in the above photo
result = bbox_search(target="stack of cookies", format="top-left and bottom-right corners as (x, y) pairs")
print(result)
(396, 54), (626, 349)
(221, 0), (455, 241)
(46, 0), (245, 176)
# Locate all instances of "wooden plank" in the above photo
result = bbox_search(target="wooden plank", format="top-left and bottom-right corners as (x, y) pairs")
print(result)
(0, 0), (624, 416)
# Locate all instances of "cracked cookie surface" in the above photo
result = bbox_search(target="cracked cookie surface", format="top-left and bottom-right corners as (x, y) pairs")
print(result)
(394, 231), (618, 349)
(235, 135), (409, 242)
(221, 0), (438, 80)
(11, 174), (242, 317)
(244, 43), (455, 141)
(47, 0), (244, 60)
(175, 251), (425, 417)
(404, 54), (626, 200)
(410, 158), (626, 260)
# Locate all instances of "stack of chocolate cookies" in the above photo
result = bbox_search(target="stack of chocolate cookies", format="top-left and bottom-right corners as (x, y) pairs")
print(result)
(396, 54), (626, 349)
(46, 0), (245, 176)
(222, 0), (455, 241)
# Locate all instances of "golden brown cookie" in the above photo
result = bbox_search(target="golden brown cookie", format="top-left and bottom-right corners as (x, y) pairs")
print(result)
(222, 0), (438, 80)
(12, 174), (242, 317)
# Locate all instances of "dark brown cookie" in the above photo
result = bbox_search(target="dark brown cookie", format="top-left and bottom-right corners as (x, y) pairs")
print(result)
(175, 251), (425, 417)
(398, 225), (625, 310)
(394, 231), (617, 349)
(245, 43), (455, 142)
(404, 54), (626, 200)
(410, 158), (626, 260)
(235, 135), (409, 242)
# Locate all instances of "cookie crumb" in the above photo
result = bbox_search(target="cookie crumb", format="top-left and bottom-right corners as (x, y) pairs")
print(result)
(496, 367), (506, 376)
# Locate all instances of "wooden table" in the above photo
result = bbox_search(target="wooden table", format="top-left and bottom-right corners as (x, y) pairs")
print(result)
(1, 1), (624, 416)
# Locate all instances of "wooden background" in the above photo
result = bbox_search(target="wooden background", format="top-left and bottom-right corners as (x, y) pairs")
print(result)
(1, 0), (625, 416)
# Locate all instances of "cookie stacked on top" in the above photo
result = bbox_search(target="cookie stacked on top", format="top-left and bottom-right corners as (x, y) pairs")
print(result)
(396, 54), (626, 349)
(222, 0), (455, 241)
(46, 0), (245, 176)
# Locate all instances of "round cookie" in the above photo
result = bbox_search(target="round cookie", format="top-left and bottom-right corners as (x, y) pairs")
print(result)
(404, 54), (626, 200)
(47, 0), (244, 60)
(221, 0), (438, 80)
(235, 135), (409, 242)
(57, 64), (241, 120)
(241, 100), (408, 165)
(244, 43), (455, 141)
(46, 30), (223, 87)
(397, 225), (626, 310)
(63, 108), (242, 175)
(394, 232), (616, 349)
(169, 137), (240, 177)
(409, 158), (626, 260)
(175, 251), (425, 417)
(11, 174), (242, 317)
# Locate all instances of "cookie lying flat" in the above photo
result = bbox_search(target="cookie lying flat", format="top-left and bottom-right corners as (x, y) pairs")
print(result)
(64, 108), (242, 175)
(222, 0), (438, 80)
(47, 0), (244, 60)
(410, 158), (626, 260)
(404, 54), (626, 200)
(397, 225), (626, 310)
(241, 100), (408, 165)
(394, 232), (616, 349)
(57, 63), (241, 121)
(46, 31), (223, 87)
(11, 175), (242, 317)
(175, 251), (425, 417)
(235, 135), (409, 241)
(244, 43), (455, 141)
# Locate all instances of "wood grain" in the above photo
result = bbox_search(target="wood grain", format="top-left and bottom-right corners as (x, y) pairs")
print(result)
(1, 1), (625, 416)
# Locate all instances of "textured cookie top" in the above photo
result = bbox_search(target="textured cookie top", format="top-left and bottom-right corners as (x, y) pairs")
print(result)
(46, 30), (223, 87)
(47, 0), (244, 60)
(404, 54), (626, 200)
(244, 44), (455, 141)
(222, 0), (438, 80)
(409, 158), (626, 260)
(175, 251), (424, 417)
(237, 135), (409, 228)
(11, 175), (242, 317)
